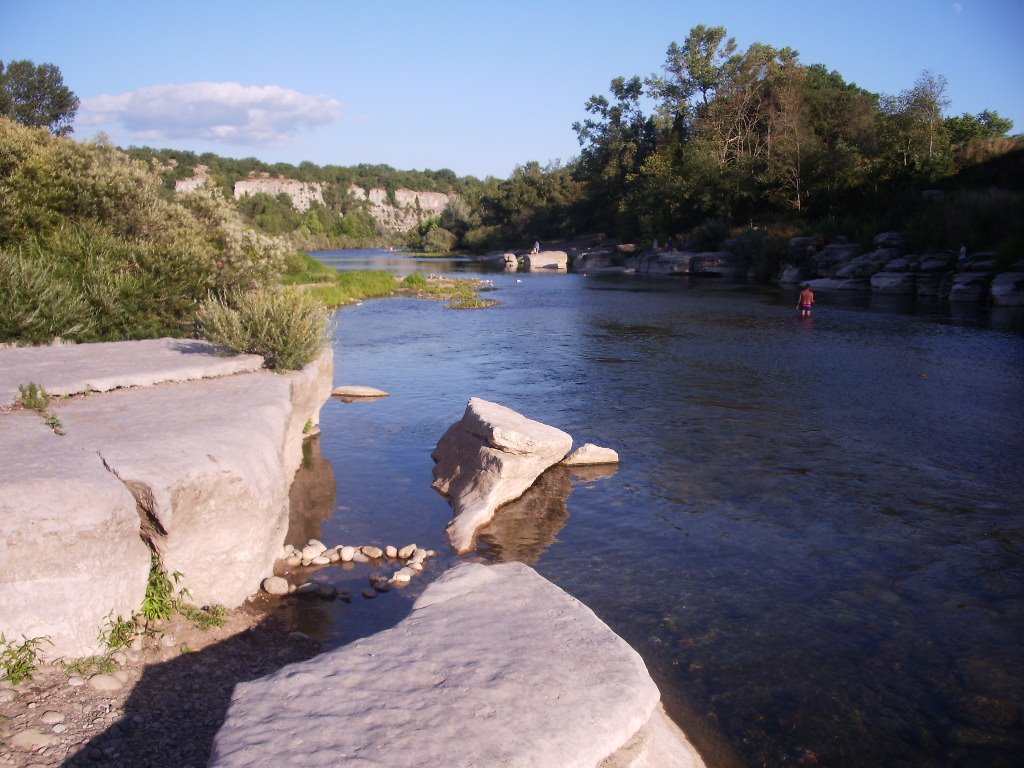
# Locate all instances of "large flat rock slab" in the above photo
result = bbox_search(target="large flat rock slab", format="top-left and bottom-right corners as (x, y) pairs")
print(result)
(0, 413), (150, 658)
(432, 398), (573, 553)
(0, 338), (264, 406)
(211, 562), (703, 767)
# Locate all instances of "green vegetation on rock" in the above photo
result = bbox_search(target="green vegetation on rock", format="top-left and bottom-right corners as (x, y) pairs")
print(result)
(0, 633), (49, 685)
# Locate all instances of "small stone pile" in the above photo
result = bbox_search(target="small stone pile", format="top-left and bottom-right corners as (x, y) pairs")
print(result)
(261, 540), (436, 600)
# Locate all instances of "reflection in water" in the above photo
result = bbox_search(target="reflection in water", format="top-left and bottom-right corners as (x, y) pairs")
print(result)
(477, 467), (574, 565)
(285, 436), (336, 547)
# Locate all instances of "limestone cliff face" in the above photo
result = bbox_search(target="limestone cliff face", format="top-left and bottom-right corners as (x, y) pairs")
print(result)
(234, 176), (325, 213)
(348, 184), (451, 231)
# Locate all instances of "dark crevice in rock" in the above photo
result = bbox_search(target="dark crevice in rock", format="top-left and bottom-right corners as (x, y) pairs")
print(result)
(98, 450), (166, 549)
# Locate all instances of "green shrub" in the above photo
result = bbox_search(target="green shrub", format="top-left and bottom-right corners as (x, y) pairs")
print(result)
(282, 252), (337, 285)
(99, 614), (137, 650)
(0, 634), (49, 685)
(62, 656), (116, 677)
(17, 382), (50, 412)
(179, 604), (228, 631)
(198, 287), (332, 370)
(0, 117), (288, 344)
(307, 270), (399, 307)
(686, 217), (730, 251)
(401, 272), (428, 289)
(140, 556), (183, 622)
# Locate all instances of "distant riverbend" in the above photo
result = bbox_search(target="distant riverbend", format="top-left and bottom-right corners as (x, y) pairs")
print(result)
(292, 249), (1024, 767)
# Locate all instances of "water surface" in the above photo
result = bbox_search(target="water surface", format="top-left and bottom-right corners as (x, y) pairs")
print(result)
(291, 249), (1024, 767)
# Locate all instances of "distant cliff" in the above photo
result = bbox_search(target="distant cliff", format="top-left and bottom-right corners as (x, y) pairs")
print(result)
(349, 184), (450, 231)
(234, 175), (325, 213)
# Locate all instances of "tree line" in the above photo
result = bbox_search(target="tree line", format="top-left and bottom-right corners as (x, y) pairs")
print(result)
(3, 40), (1021, 263)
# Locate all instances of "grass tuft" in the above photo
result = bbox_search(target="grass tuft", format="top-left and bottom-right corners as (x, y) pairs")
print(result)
(0, 634), (50, 685)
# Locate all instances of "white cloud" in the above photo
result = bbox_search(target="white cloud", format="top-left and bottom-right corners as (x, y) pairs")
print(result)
(80, 82), (342, 146)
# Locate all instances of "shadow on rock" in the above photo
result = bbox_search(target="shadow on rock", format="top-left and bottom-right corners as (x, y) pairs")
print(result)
(62, 614), (320, 768)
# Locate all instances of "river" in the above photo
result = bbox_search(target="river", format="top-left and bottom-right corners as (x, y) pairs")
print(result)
(285, 249), (1024, 767)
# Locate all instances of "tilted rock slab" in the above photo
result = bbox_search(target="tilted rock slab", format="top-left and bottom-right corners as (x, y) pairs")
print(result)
(331, 385), (389, 398)
(0, 343), (332, 657)
(0, 337), (263, 407)
(432, 398), (572, 553)
(210, 562), (705, 768)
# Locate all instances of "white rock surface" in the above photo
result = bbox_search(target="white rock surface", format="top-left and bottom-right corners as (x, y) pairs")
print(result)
(210, 562), (705, 768)
(0, 413), (150, 659)
(0, 341), (332, 656)
(563, 443), (620, 466)
(0, 338), (263, 407)
(331, 385), (389, 398)
(524, 250), (569, 271)
(432, 398), (573, 553)
(991, 272), (1024, 306)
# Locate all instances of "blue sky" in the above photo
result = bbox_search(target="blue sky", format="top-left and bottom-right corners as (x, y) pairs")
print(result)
(2, 0), (1022, 179)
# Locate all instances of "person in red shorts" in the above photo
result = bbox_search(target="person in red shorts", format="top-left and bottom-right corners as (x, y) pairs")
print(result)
(797, 284), (814, 318)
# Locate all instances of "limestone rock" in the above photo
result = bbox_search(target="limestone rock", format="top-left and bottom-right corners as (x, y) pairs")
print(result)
(779, 264), (802, 284)
(949, 272), (993, 303)
(873, 232), (907, 249)
(432, 399), (573, 553)
(10, 728), (58, 751)
(871, 272), (917, 295)
(524, 250), (569, 272)
(87, 673), (124, 691)
(0, 413), (150, 659)
(635, 252), (691, 277)
(812, 244), (862, 276)
(209, 562), (704, 768)
(562, 443), (620, 466)
(835, 248), (899, 279)
(689, 251), (740, 276)
(331, 385), (389, 398)
(991, 272), (1024, 306)
(262, 577), (290, 596)
(0, 338), (264, 408)
(806, 277), (871, 291)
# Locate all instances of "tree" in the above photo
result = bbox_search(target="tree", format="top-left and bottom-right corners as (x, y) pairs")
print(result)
(945, 110), (1014, 146)
(0, 59), (79, 136)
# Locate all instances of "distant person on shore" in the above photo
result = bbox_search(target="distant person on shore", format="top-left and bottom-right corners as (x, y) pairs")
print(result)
(531, 241), (540, 254)
(797, 284), (814, 318)
(958, 244), (967, 273)
(652, 238), (660, 253)
(665, 236), (675, 252)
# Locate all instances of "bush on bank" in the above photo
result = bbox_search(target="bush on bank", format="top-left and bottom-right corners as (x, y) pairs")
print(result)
(197, 288), (333, 371)
(0, 117), (287, 344)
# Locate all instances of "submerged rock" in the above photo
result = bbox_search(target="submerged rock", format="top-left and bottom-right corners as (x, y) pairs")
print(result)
(331, 385), (389, 398)
(562, 443), (620, 466)
(432, 398), (573, 553)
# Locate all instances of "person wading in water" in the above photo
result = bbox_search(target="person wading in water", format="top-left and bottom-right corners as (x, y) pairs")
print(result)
(797, 284), (815, 318)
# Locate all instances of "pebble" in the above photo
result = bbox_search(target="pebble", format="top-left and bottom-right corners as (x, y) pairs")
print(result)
(301, 544), (324, 560)
(385, 545), (398, 558)
(317, 584), (337, 600)
(351, 552), (370, 563)
(159, 634), (177, 648)
(340, 546), (355, 562)
(373, 581), (391, 593)
(262, 576), (290, 596)
(10, 729), (56, 750)
(39, 712), (64, 725)
(301, 559), (312, 567)
(327, 550), (341, 563)
(282, 545), (295, 558)
(398, 544), (417, 559)
(87, 674), (123, 691)
(294, 583), (318, 596)
(361, 589), (377, 599)
(111, 651), (128, 665)
(307, 539), (326, 551)
(413, 548), (428, 560)
(285, 556), (302, 567)
(390, 571), (411, 584)
(52, 724), (68, 734)
(130, 637), (144, 652)
(310, 555), (330, 566)
(361, 545), (383, 559)
(407, 561), (423, 572)
(66, 676), (85, 687)
(396, 567), (416, 579)
(0, 690), (14, 703)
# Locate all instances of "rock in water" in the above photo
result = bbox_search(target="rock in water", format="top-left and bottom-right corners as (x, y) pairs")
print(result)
(432, 398), (573, 553)
(561, 443), (619, 466)
(331, 386), (389, 398)
(262, 576), (290, 596)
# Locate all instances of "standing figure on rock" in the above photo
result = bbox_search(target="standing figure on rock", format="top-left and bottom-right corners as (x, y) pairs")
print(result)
(531, 241), (540, 254)
(797, 284), (815, 318)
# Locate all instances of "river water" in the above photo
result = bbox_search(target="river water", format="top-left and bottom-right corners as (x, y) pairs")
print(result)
(286, 249), (1024, 767)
